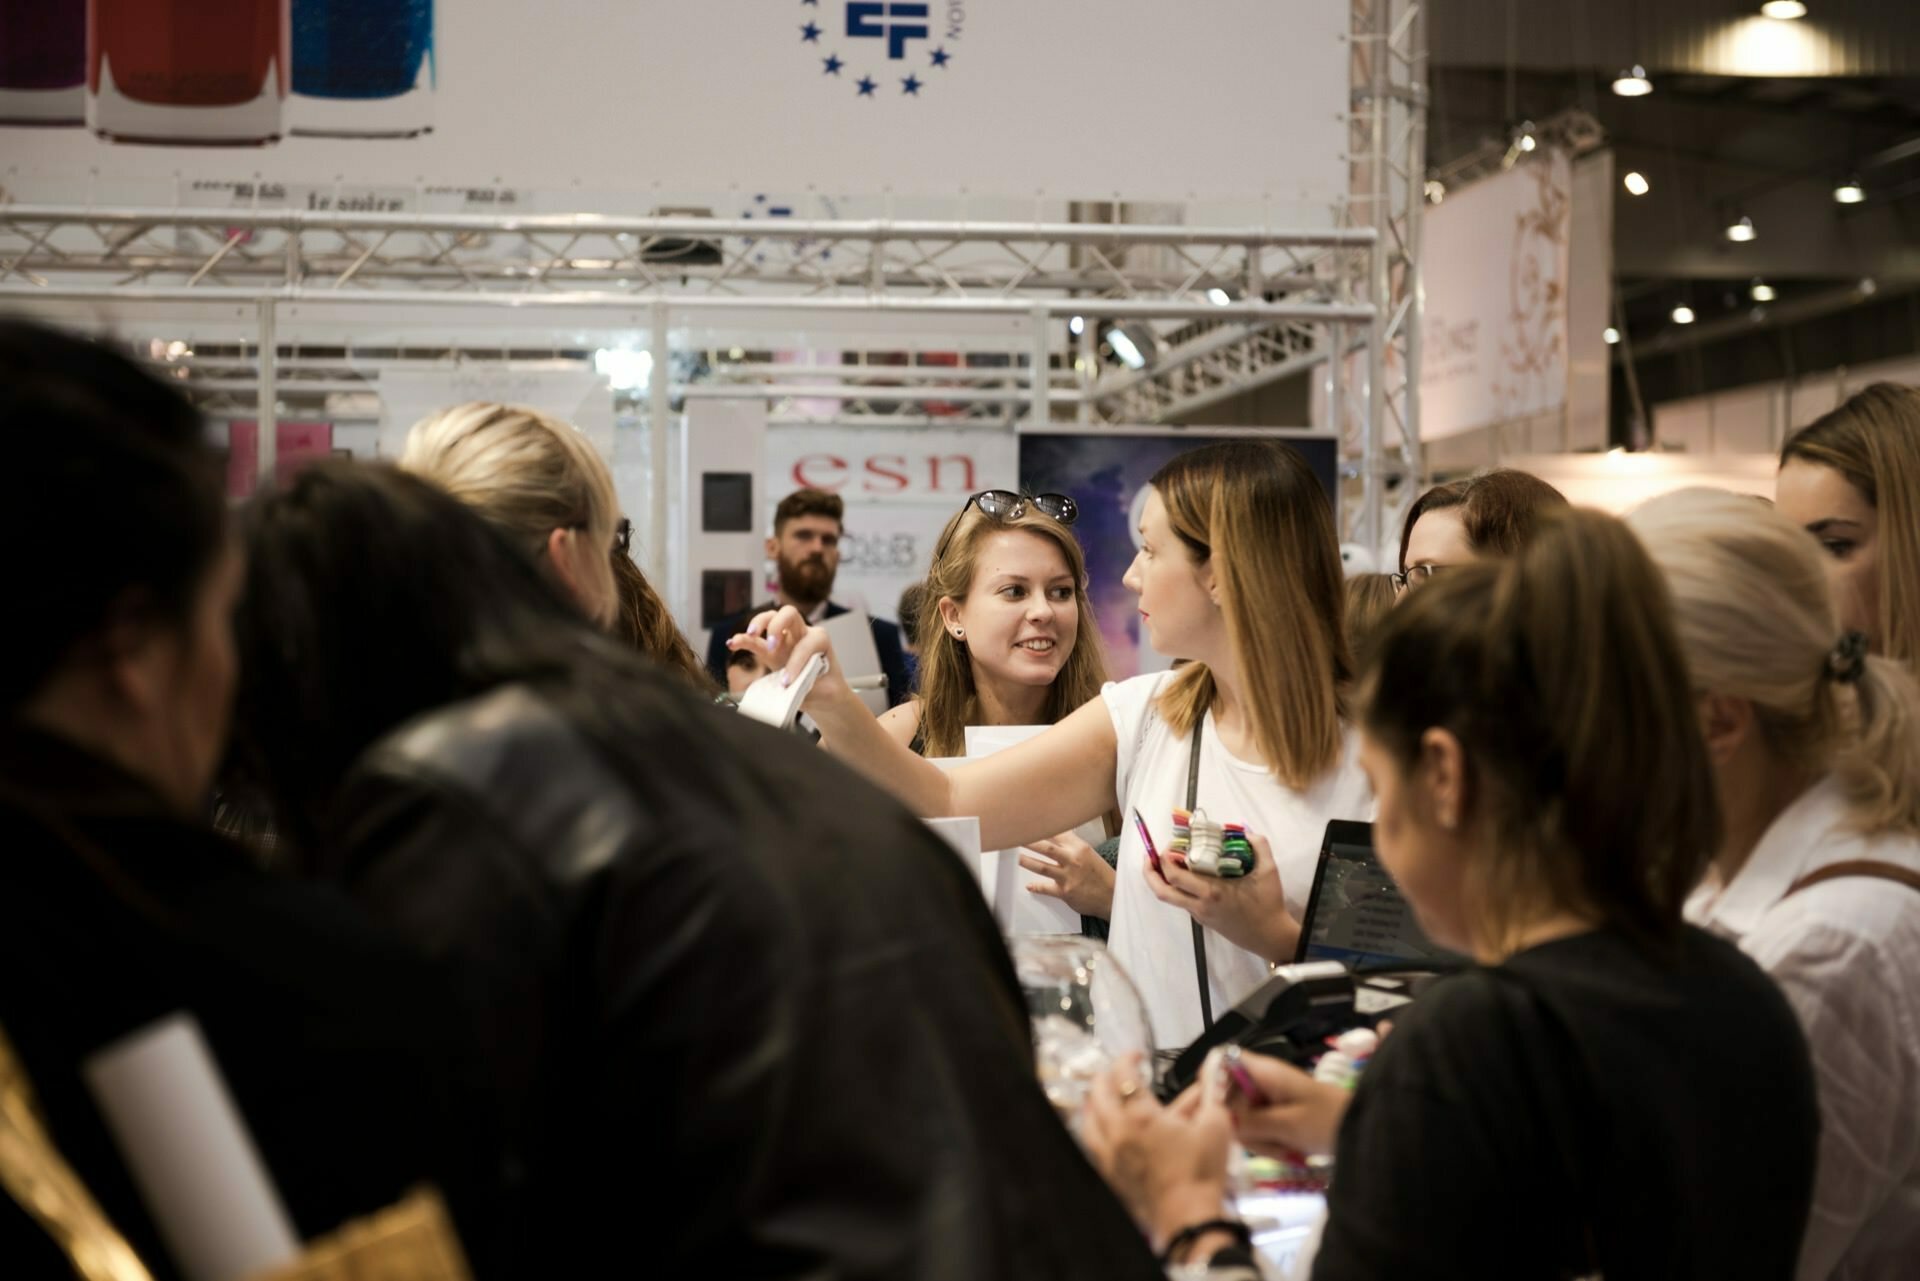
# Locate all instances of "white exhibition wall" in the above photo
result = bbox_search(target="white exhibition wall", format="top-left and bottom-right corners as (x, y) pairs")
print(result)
(1, 0), (1348, 213)
(762, 425), (1018, 625)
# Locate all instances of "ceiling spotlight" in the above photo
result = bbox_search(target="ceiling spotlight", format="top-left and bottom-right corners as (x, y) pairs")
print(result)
(1725, 214), (1757, 243)
(1612, 66), (1653, 97)
(1207, 287), (1232, 306)
(1749, 279), (1776, 302)
(1068, 315), (1085, 336)
(1671, 304), (1696, 325)
(1759, 0), (1806, 18)
(1424, 179), (1446, 203)
(1833, 177), (1865, 204)
(1623, 171), (1651, 196)
(1858, 277), (1878, 297)
(1105, 326), (1147, 370)
(1604, 326), (1621, 345)
(1518, 122), (1538, 152)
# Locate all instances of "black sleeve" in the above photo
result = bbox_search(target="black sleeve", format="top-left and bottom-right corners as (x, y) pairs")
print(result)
(1309, 984), (1559, 1281)
(869, 618), (913, 708)
(704, 611), (739, 685)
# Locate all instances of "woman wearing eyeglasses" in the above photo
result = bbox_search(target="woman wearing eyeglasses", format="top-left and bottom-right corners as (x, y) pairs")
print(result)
(402, 403), (710, 693)
(737, 441), (1371, 1049)
(1394, 468), (1567, 593)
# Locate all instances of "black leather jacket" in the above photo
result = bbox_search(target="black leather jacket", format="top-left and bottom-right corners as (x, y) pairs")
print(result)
(320, 673), (1160, 1279)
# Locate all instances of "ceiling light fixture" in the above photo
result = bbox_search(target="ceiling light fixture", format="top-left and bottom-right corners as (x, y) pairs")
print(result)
(1671, 304), (1696, 325)
(1424, 179), (1446, 203)
(1105, 326), (1147, 370)
(1068, 315), (1085, 336)
(1207, 287), (1232, 306)
(1749, 279), (1776, 302)
(1725, 214), (1757, 243)
(1604, 326), (1621, 345)
(1611, 66), (1653, 97)
(1833, 176), (1865, 204)
(1759, 0), (1807, 18)
(1623, 171), (1651, 196)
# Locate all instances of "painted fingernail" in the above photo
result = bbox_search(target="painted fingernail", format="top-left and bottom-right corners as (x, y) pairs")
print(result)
(780, 670), (792, 687)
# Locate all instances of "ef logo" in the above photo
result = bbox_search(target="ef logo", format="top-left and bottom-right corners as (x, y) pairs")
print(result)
(847, 2), (929, 60)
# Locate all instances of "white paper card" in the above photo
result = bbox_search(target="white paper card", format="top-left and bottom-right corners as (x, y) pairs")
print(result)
(963, 725), (1101, 935)
(821, 610), (890, 715)
(83, 1013), (301, 1281)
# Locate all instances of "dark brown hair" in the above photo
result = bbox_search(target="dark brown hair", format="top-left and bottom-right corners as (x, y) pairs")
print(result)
(1398, 469), (1569, 572)
(774, 488), (845, 535)
(1, 320), (226, 712)
(1782, 383), (1920, 673)
(1342, 573), (1398, 670)
(1362, 506), (1717, 955)
(610, 550), (716, 694)
(1153, 441), (1349, 788)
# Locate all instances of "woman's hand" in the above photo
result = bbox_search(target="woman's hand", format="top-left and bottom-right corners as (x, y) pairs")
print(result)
(1022, 832), (1116, 919)
(727, 605), (853, 710)
(1225, 1051), (1352, 1159)
(1081, 1059), (1235, 1250)
(1144, 832), (1299, 964)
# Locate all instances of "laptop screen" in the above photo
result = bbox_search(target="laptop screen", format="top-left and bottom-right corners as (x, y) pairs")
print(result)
(1295, 820), (1465, 969)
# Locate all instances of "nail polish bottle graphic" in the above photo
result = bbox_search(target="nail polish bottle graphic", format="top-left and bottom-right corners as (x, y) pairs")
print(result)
(88, 0), (289, 146)
(291, 0), (433, 139)
(0, 0), (86, 126)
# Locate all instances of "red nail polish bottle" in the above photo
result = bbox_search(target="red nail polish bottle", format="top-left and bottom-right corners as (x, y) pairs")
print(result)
(87, 0), (289, 145)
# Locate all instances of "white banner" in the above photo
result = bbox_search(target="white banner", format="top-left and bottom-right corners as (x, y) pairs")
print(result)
(1419, 152), (1573, 441)
(378, 366), (614, 461)
(1, 0), (1348, 209)
(764, 426), (1017, 623)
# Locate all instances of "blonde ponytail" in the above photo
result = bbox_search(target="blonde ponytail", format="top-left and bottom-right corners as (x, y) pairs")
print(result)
(1837, 654), (1920, 837)
(1629, 487), (1920, 840)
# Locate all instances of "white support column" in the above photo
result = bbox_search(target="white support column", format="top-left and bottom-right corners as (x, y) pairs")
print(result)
(1030, 306), (1051, 428)
(648, 301), (671, 586)
(255, 299), (276, 490)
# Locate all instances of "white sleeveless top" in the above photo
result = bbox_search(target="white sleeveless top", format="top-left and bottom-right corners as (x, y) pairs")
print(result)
(1101, 671), (1374, 1049)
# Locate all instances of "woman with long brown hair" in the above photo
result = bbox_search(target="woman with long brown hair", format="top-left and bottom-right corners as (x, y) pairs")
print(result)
(734, 441), (1371, 1049)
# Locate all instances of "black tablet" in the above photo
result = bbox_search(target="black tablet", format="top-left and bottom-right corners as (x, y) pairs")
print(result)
(1293, 820), (1464, 969)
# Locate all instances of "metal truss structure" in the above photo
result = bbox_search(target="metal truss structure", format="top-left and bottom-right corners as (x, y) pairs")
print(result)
(1339, 0), (1428, 552)
(0, 0), (1427, 560)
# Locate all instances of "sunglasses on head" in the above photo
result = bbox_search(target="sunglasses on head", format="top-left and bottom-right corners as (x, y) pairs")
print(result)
(935, 490), (1079, 561)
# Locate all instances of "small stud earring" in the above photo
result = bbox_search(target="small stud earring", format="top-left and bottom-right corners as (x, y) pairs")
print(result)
(954, 628), (965, 639)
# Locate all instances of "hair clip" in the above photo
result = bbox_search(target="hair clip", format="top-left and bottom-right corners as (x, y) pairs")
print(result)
(1826, 630), (1868, 685)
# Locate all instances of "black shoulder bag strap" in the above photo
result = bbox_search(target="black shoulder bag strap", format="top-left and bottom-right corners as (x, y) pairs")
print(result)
(1186, 722), (1213, 1029)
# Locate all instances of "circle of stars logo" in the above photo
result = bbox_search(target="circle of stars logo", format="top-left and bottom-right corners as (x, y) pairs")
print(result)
(798, 0), (960, 100)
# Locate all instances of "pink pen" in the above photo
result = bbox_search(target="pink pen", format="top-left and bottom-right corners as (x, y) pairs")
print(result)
(1222, 1045), (1270, 1107)
(1131, 808), (1163, 874)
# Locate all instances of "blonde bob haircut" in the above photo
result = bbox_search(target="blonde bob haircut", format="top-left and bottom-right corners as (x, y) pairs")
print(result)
(401, 402), (619, 626)
(1362, 507), (1718, 956)
(1782, 383), (1920, 675)
(1150, 440), (1349, 788)
(1630, 487), (1920, 839)
(913, 503), (1108, 759)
